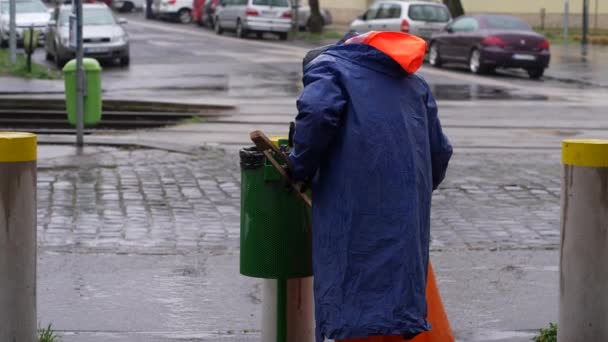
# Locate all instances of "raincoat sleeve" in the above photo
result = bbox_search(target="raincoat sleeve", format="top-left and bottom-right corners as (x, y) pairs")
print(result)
(425, 83), (453, 190)
(289, 58), (347, 181)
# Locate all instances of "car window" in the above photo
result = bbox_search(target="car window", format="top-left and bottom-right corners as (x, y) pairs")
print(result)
(450, 17), (478, 32)
(0, 0), (46, 14)
(59, 7), (116, 26)
(252, 0), (289, 6)
(364, 3), (381, 20)
(408, 4), (450, 23)
(377, 3), (400, 19)
(483, 15), (530, 30)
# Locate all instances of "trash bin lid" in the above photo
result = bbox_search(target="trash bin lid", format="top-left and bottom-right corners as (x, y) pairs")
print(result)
(63, 58), (102, 72)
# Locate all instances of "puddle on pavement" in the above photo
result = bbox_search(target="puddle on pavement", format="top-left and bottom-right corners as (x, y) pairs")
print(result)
(430, 84), (549, 101)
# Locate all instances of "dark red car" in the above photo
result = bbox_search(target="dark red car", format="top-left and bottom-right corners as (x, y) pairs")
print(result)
(429, 14), (551, 79)
(192, 0), (218, 27)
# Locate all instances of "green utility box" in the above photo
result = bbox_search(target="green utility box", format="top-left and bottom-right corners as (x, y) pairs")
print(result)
(240, 142), (312, 279)
(63, 58), (102, 127)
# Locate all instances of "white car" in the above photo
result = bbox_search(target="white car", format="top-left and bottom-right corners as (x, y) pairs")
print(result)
(350, 0), (451, 41)
(0, 0), (50, 47)
(113, 0), (145, 13)
(152, 0), (193, 23)
(214, 0), (293, 40)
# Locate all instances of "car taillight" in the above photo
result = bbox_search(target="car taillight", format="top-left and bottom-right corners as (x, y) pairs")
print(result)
(538, 39), (550, 51)
(400, 19), (410, 33)
(281, 11), (292, 18)
(482, 36), (508, 47)
(245, 8), (259, 16)
(168, 0), (176, 4)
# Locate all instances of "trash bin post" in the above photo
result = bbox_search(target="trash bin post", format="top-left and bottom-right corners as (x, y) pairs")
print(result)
(240, 140), (315, 342)
(0, 132), (37, 342)
(559, 139), (608, 342)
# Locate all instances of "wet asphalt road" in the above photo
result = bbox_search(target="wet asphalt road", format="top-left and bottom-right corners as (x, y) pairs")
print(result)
(29, 12), (608, 342)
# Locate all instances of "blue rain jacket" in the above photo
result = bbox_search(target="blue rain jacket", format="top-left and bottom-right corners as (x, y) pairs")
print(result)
(289, 32), (453, 341)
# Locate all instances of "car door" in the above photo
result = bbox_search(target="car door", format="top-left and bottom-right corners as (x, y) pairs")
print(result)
(451, 17), (480, 61)
(438, 16), (478, 61)
(351, 2), (380, 33)
(374, 3), (402, 32)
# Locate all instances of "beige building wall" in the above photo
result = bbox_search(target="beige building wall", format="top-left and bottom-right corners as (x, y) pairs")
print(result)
(322, 0), (373, 26)
(462, 0), (608, 28)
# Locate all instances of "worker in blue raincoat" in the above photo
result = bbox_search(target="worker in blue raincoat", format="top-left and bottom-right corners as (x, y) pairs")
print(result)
(289, 31), (453, 342)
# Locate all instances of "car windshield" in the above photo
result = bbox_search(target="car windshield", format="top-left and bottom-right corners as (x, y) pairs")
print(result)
(408, 4), (450, 23)
(484, 15), (530, 30)
(59, 7), (115, 26)
(0, 0), (46, 15)
(252, 0), (289, 7)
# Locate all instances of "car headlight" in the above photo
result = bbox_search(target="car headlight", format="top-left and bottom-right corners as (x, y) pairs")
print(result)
(112, 33), (127, 43)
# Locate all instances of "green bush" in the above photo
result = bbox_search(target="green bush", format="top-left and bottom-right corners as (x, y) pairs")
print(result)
(533, 323), (557, 342)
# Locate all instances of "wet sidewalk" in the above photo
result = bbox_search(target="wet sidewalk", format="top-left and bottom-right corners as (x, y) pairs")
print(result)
(36, 144), (559, 341)
(544, 44), (608, 87)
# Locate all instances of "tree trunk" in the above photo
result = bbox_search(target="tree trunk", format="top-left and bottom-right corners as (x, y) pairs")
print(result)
(443, 0), (465, 18)
(308, 0), (323, 33)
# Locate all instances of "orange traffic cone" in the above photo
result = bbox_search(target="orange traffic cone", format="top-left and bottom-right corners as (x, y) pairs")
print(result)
(409, 263), (455, 342)
(338, 263), (454, 342)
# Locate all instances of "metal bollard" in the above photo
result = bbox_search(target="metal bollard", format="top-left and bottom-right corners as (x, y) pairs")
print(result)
(0, 132), (37, 342)
(559, 139), (608, 342)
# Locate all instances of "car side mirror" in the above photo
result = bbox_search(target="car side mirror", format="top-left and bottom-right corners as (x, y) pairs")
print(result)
(118, 18), (128, 24)
(359, 13), (367, 21)
(446, 26), (454, 33)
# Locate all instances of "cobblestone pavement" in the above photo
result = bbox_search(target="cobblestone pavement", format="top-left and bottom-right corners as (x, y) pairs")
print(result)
(38, 147), (561, 253)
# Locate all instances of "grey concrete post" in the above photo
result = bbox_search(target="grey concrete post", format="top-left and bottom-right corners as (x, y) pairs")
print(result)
(0, 132), (37, 342)
(559, 139), (608, 342)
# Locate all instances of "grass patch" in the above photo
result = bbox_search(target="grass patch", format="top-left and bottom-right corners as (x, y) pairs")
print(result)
(39, 324), (61, 342)
(0, 49), (61, 80)
(532, 323), (557, 342)
(535, 27), (608, 45)
(294, 30), (344, 42)
(178, 116), (203, 125)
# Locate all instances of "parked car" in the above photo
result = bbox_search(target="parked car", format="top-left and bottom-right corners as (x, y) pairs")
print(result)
(113, 0), (144, 13)
(0, 0), (50, 47)
(152, 0), (192, 23)
(349, 0), (451, 41)
(293, 0), (331, 31)
(428, 14), (551, 79)
(214, 0), (292, 40)
(45, 3), (130, 67)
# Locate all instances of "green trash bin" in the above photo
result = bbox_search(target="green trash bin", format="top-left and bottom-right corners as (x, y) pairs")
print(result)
(63, 58), (102, 127)
(240, 143), (312, 279)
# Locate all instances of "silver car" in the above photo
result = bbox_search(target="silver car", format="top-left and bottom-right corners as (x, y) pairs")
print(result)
(350, 0), (451, 41)
(45, 3), (130, 67)
(214, 0), (292, 40)
(0, 0), (50, 47)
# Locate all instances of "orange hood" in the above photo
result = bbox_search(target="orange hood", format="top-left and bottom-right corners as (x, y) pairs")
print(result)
(345, 31), (428, 74)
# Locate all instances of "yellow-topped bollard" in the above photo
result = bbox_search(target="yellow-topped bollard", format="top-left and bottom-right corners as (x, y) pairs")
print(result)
(0, 132), (37, 342)
(559, 139), (608, 342)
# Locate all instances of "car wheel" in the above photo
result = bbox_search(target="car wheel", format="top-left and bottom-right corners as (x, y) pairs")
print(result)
(214, 18), (223, 35)
(120, 1), (134, 12)
(0, 33), (6, 48)
(278, 32), (288, 41)
(429, 42), (442, 68)
(178, 9), (192, 24)
(469, 48), (487, 75)
(235, 20), (246, 39)
(527, 68), (545, 80)
(54, 52), (67, 69)
(120, 56), (130, 67)
(255, 32), (263, 39)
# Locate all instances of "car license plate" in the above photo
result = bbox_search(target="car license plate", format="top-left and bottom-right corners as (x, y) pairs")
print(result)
(85, 47), (107, 54)
(513, 54), (536, 61)
(261, 10), (276, 17)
